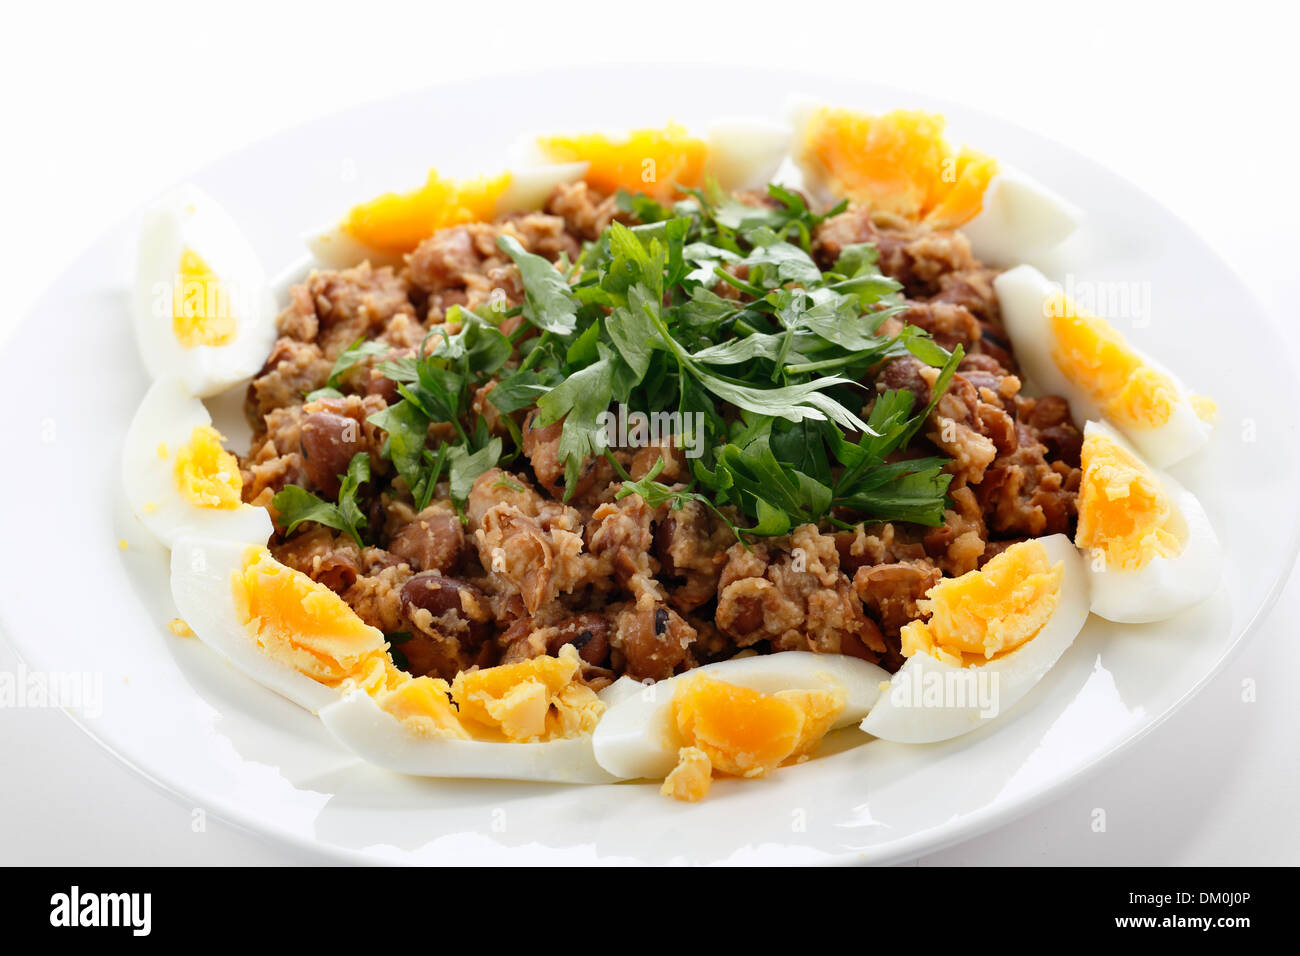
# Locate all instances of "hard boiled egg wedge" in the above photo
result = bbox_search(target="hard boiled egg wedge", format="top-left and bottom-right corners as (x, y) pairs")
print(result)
(1075, 420), (1222, 623)
(134, 184), (276, 398)
(787, 100), (1080, 262)
(170, 536), (399, 713)
(318, 645), (620, 784)
(861, 535), (1089, 745)
(122, 377), (272, 548)
(305, 163), (589, 270)
(531, 118), (792, 201)
(788, 101), (995, 223)
(959, 167), (1083, 267)
(592, 651), (888, 781)
(705, 118), (793, 193)
(996, 264), (1214, 468)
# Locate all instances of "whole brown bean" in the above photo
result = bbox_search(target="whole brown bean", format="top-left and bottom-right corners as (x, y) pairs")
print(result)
(300, 410), (366, 498)
(388, 510), (463, 573)
(617, 603), (689, 681)
(546, 612), (611, 666)
(400, 572), (492, 647)
(654, 516), (679, 579)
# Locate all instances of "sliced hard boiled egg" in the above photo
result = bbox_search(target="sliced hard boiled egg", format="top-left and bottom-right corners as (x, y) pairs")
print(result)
(788, 102), (998, 227)
(592, 651), (888, 781)
(861, 535), (1089, 744)
(496, 162), (590, 216)
(705, 118), (793, 193)
(535, 122), (709, 204)
(532, 118), (793, 202)
(122, 377), (272, 548)
(318, 647), (621, 784)
(995, 264), (1213, 468)
(170, 536), (398, 713)
(305, 163), (589, 270)
(134, 185), (276, 398)
(1075, 421), (1222, 623)
(958, 166), (1083, 266)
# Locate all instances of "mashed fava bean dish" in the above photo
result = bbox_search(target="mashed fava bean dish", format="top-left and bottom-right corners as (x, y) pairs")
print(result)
(123, 105), (1222, 798)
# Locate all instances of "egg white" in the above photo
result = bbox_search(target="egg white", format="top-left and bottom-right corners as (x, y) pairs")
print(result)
(122, 377), (272, 548)
(304, 163), (589, 270)
(706, 118), (792, 193)
(860, 534), (1089, 745)
(318, 682), (624, 785)
(995, 264), (1211, 468)
(134, 184), (276, 398)
(591, 651), (889, 780)
(960, 167), (1083, 267)
(1077, 421), (1222, 624)
(170, 535), (345, 713)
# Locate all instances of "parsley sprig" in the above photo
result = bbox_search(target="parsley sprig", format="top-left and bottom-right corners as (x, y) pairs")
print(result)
(489, 182), (961, 533)
(272, 451), (372, 548)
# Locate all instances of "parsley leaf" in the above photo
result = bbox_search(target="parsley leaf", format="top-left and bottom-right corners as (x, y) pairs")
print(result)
(368, 399), (436, 510)
(534, 348), (616, 497)
(271, 452), (371, 548)
(496, 235), (578, 334)
(447, 437), (503, 510)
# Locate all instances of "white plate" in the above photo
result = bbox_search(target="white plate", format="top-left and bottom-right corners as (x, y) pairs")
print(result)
(2, 66), (1295, 865)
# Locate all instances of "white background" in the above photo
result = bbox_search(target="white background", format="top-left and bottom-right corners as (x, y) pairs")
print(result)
(1, 0), (1296, 865)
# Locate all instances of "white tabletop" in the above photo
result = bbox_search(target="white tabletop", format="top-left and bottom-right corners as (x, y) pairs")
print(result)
(2, 0), (1295, 865)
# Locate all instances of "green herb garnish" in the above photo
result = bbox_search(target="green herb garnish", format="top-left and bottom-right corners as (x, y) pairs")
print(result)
(271, 451), (372, 548)
(490, 181), (958, 533)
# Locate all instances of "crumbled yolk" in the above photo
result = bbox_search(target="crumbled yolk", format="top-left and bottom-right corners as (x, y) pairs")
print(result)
(173, 425), (243, 509)
(166, 618), (194, 638)
(1190, 394), (1218, 424)
(1046, 292), (1181, 430)
(661, 747), (713, 802)
(366, 645), (603, 742)
(232, 547), (392, 686)
(671, 673), (845, 781)
(375, 676), (470, 740)
(450, 644), (604, 742)
(900, 540), (1063, 667)
(797, 108), (998, 227)
(173, 247), (237, 348)
(1075, 430), (1183, 571)
(537, 123), (709, 203)
(342, 168), (511, 258)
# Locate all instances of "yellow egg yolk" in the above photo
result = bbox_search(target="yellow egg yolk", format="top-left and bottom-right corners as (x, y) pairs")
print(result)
(342, 168), (511, 258)
(166, 618), (194, 637)
(374, 675), (471, 739)
(173, 425), (243, 509)
(900, 540), (1063, 667)
(1190, 394), (1218, 424)
(660, 746), (713, 802)
(671, 672), (844, 780)
(1046, 293), (1182, 429)
(173, 247), (238, 348)
(1075, 431), (1183, 571)
(537, 123), (708, 203)
(449, 644), (604, 742)
(797, 108), (998, 227)
(232, 547), (392, 686)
